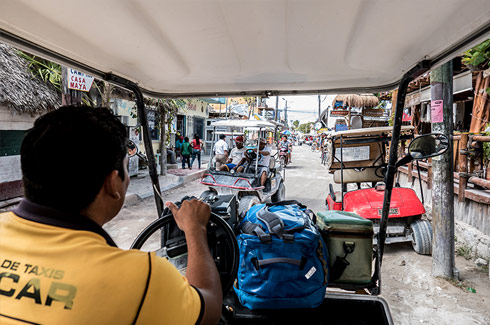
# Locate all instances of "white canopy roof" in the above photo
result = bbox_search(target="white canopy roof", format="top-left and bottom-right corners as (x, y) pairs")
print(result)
(211, 119), (276, 129)
(1, 0), (489, 97)
(331, 126), (414, 137)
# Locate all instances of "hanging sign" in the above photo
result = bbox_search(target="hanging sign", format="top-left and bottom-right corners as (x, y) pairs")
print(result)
(430, 100), (444, 123)
(402, 107), (412, 122)
(67, 68), (95, 92)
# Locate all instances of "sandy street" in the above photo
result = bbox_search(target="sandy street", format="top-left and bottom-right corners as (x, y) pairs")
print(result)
(106, 144), (490, 324)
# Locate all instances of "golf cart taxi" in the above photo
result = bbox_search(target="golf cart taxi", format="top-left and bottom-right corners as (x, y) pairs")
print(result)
(1, 1), (489, 324)
(201, 119), (285, 217)
(324, 126), (436, 254)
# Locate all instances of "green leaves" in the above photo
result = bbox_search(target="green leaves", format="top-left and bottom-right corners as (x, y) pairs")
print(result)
(462, 39), (490, 70)
(16, 50), (62, 91)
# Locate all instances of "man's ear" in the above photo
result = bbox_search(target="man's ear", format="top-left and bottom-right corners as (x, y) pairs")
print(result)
(104, 170), (121, 200)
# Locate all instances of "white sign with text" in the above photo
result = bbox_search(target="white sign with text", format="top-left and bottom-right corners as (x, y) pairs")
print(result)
(67, 69), (94, 92)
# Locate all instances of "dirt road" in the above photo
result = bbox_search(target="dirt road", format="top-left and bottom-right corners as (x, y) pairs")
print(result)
(106, 144), (490, 324)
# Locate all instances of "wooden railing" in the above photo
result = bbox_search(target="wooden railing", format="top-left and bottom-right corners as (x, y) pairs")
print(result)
(398, 133), (490, 205)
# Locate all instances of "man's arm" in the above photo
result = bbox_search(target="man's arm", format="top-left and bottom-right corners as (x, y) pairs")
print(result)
(166, 200), (222, 324)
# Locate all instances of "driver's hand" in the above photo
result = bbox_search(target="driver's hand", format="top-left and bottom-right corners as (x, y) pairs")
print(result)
(166, 199), (211, 235)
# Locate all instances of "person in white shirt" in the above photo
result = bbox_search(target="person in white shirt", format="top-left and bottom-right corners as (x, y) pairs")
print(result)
(219, 136), (246, 172)
(237, 138), (271, 186)
(214, 134), (229, 167)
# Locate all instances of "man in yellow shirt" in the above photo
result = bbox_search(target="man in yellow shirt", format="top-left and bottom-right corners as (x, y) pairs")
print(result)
(0, 106), (221, 324)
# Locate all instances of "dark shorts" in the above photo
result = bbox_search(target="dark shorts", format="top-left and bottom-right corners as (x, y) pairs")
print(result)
(243, 162), (269, 175)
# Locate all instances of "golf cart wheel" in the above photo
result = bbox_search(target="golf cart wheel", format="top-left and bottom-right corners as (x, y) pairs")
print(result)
(238, 195), (260, 219)
(410, 219), (433, 255)
(271, 182), (286, 203)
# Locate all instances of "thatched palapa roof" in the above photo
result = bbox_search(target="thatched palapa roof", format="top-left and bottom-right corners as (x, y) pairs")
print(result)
(0, 42), (60, 115)
(332, 94), (379, 109)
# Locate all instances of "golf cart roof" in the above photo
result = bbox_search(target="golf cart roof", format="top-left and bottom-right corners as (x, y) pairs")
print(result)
(331, 126), (414, 138)
(1, 1), (489, 98)
(211, 119), (277, 129)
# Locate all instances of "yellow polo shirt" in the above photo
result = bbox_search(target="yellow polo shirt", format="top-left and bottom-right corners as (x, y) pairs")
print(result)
(0, 211), (203, 324)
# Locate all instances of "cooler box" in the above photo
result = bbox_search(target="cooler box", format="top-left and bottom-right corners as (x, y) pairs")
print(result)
(317, 211), (373, 285)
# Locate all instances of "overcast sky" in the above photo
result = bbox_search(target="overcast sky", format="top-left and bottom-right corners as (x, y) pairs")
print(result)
(265, 95), (337, 124)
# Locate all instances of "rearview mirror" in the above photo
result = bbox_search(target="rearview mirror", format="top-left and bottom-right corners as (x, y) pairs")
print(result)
(408, 133), (449, 159)
(127, 139), (138, 157)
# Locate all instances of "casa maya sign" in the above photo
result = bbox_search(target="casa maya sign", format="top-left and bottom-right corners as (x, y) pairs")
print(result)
(67, 68), (95, 92)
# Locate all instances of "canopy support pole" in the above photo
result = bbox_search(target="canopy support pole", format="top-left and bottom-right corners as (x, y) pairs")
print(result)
(374, 60), (430, 295)
(106, 74), (164, 218)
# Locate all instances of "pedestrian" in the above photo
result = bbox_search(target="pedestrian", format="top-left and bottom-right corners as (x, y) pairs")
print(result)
(181, 136), (192, 169)
(190, 134), (203, 169)
(213, 134), (229, 168)
(175, 136), (183, 162)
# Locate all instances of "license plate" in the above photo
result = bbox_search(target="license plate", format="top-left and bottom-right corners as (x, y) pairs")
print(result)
(378, 208), (399, 216)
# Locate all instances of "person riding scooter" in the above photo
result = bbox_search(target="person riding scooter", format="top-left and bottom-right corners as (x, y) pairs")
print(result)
(278, 135), (292, 164)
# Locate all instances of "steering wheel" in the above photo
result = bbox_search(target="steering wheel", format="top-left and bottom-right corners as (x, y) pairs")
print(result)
(244, 149), (263, 173)
(130, 198), (239, 295)
(375, 165), (387, 179)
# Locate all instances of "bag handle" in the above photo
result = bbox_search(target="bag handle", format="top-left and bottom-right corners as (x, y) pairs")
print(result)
(329, 241), (356, 282)
(265, 201), (317, 224)
(251, 257), (307, 271)
(265, 200), (306, 208)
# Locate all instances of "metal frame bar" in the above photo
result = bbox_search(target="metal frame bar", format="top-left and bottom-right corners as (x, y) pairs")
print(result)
(374, 60), (430, 295)
(104, 74), (164, 217)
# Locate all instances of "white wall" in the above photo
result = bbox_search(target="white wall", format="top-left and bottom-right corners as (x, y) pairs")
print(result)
(0, 106), (38, 183)
(0, 106), (37, 130)
(0, 155), (22, 183)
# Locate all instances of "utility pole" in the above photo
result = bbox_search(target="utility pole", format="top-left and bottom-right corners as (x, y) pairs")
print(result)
(284, 100), (288, 127)
(430, 60), (455, 279)
(318, 95), (321, 123)
(225, 97), (228, 119)
(275, 96), (279, 121)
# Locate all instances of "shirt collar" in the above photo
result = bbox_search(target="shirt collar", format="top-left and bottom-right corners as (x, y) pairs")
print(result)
(13, 199), (118, 247)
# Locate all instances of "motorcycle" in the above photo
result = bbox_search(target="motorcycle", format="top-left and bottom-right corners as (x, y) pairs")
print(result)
(279, 146), (289, 168)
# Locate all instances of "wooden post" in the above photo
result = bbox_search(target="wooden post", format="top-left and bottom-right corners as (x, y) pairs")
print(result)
(458, 134), (469, 202)
(469, 72), (490, 133)
(61, 66), (82, 106)
(430, 61), (455, 279)
(427, 159), (432, 190)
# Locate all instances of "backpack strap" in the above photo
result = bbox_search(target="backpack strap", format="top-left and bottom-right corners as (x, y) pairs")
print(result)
(256, 207), (305, 242)
(265, 200), (307, 209)
(240, 221), (271, 243)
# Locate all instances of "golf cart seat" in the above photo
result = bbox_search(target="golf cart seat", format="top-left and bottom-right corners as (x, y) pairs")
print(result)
(333, 168), (384, 184)
(201, 170), (262, 190)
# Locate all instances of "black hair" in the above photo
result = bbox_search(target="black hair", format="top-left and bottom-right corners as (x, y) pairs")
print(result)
(21, 106), (127, 212)
(184, 136), (189, 142)
(219, 134), (226, 140)
(194, 134), (200, 142)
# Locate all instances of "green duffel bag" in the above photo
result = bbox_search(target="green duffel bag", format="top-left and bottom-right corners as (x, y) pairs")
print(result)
(317, 211), (373, 285)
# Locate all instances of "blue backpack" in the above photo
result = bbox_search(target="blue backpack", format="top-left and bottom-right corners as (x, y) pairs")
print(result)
(234, 200), (329, 310)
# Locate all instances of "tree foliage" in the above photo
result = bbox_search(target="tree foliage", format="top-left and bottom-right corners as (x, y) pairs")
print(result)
(297, 122), (313, 133)
(16, 50), (62, 91)
(462, 39), (490, 70)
